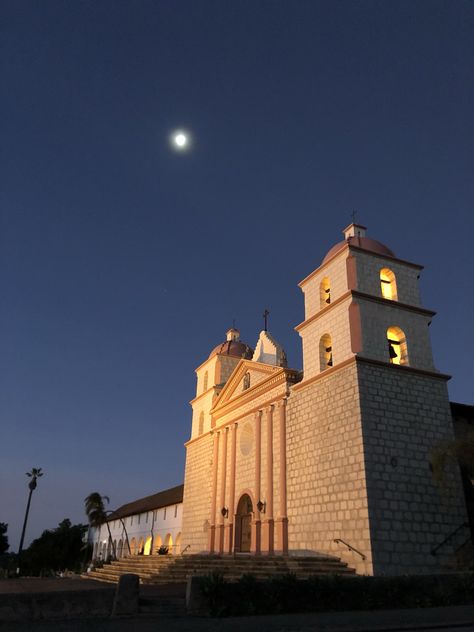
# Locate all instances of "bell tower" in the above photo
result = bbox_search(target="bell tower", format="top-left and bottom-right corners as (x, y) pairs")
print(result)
(287, 223), (469, 575)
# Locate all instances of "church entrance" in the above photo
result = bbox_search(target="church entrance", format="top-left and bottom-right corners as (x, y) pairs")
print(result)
(235, 494), (253, 553)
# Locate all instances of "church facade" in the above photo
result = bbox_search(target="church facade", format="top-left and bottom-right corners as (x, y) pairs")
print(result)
(181, 223), (469, 575)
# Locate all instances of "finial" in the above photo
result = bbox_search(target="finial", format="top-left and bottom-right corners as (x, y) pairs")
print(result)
(263, 308), (270, 332)
(351, 209), (357, 224)
(232, 318), (236, 329)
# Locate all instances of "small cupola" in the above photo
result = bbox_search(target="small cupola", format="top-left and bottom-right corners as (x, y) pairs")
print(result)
(343, 223), (367, 240)
(226, 328), (240, 342)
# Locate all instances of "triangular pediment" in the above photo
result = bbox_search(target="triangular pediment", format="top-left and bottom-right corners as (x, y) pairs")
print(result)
(211, 359), (285, 413)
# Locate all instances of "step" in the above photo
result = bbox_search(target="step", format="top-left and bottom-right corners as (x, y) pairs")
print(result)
(83, 553), (355, 585)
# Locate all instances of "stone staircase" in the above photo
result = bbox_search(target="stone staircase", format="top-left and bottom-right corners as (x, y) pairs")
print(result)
(84, 553), (356, 585)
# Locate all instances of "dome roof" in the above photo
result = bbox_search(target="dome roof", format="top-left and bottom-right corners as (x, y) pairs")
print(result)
(208, 340), (254, 360)
(322, 235), (395, 264)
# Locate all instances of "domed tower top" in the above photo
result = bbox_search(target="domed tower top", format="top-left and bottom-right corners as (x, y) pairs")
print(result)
(322, 223), (395, 265)
(208, 328), (254, 360)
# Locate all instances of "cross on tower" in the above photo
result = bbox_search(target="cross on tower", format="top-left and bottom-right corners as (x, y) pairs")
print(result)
(263, 309), (270, 332)
(351, 209), (357, 224)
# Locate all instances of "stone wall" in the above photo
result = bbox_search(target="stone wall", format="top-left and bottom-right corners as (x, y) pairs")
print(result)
(358, 360), (469, 575)
(287, 362), (373, 574)
(181, 432), (213, 554)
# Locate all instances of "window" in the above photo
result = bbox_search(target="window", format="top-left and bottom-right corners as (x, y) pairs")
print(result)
(164, 507), (167, 520)
(198, 411), (204, 435)
(319, 333), (333, 371)
(387, 326), (409, 365)
(138, 514), (141, 525)
(130, 516), (133, 526)
(320, 277), (331, 309)
(146, 512), (149, 523)
(380, 268), (398, 301)
(175, 504), (178, 518)
(203, 371), (208, 392)
(243, 372), (250, 390)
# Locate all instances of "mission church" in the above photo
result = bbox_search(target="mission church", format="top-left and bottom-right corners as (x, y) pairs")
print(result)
(90, 223), (472, 576)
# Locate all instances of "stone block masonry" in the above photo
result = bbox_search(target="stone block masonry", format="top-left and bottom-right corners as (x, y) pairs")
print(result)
(357, 359), (469, 575)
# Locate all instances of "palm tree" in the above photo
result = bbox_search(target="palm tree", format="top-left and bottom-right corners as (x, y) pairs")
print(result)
(84, 492), (116, 560)
(17, 467), (44, 575)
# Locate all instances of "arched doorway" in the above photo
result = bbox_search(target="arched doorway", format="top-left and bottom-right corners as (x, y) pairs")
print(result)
(164, 533), (173, 554)
(130, 538), (137, 555)
(117, 539), (123, 558)
(154, 535), (163, 554)
(175, 532), (181, 555)
(144, 536), (152, 555)
(235, 494), (253, 553)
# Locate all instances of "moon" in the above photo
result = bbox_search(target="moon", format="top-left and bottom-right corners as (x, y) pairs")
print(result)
(170, 129), (191, 151)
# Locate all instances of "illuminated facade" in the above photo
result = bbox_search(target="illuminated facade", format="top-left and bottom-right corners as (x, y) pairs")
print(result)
(181, 223), (469, 575)
(89, 484), (183, 560)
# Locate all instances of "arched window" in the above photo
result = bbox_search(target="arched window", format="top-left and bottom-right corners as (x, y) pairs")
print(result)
(387, 326), (408, 365)
(380, 268), (398, 301)
(203, 371), (208, 392)
(320, 277), (331, 308)
(319, 333), (333, 371)
(198, 411), (204, 435)
(243, 372), (250, 390)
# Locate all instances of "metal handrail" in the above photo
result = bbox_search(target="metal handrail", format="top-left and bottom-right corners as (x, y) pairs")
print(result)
(431, 522), (469, 556)
(181, 544), (191, 555)
(334, 538), (366, 560)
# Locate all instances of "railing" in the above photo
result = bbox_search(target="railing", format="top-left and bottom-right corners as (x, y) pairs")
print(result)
(181, 544), (191, 555)
(334, 538), (366, 560)
(431, 522), (469, 556)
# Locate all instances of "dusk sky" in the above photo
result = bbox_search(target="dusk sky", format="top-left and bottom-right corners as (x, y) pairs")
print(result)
(1, 1), (473, 551)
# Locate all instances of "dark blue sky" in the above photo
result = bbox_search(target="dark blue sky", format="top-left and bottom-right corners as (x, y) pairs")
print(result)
(1, 0), (472, 549)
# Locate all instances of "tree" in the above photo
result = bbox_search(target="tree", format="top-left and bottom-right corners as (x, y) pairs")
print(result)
(17, 467), (44, 575)
(21, 519), (87, 576)
(84, 492), (116, 559)
(431, 431), (474, 487)
(0, 523), (9, 555)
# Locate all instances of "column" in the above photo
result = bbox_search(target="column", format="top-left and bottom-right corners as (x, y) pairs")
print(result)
(262, 405), (274, 554)
(208, 431), (220, 553)
(218, 427), (228, 552)
(275, 399), (288, 554)
(251, 410), (262, 554)
(225, 423), (237, 553)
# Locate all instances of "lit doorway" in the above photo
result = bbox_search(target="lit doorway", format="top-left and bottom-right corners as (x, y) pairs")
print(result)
(235, 494), (253, 553)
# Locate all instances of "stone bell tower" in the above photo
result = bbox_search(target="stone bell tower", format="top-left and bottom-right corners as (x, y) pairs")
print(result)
(286, 223), (468, 575)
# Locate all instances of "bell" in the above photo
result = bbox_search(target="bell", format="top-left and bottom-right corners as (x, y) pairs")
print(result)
(325, 346), (332, 352)
(325, 297), (331, 304)
(389, 344), (398, 359)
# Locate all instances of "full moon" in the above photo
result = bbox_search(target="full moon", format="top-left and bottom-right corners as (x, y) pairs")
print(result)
(170, 130), (191, 151)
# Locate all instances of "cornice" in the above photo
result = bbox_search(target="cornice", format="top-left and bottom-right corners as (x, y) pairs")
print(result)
(189, 386), (218, 406)
(212, 369), (298, 420)
(348, 245), (424, 270)
(351, 291), (436, 317)
(295, 290), (435, 335)
(354, 355), (451, 381)
(295, 291), (352, 332)
(291, 356), (357, 391)
(291, 355), (450, 395)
